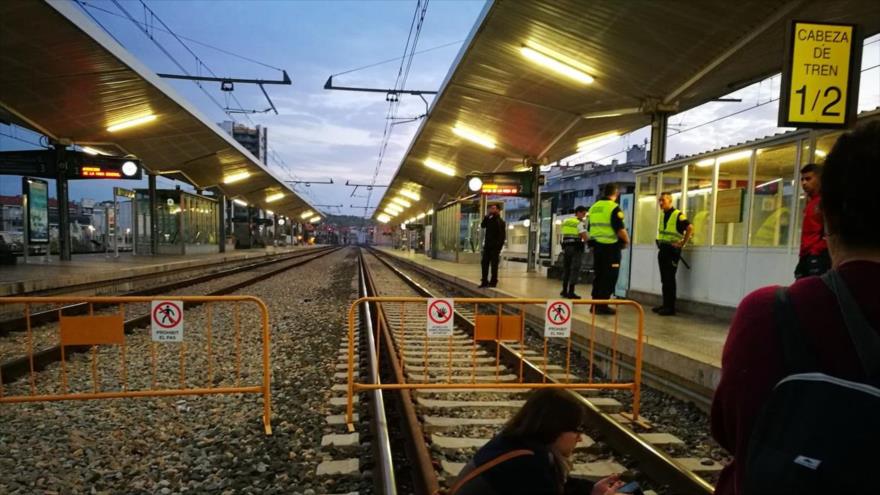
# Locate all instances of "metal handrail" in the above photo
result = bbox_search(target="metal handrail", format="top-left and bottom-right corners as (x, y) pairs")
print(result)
(358, 254), (397, 494)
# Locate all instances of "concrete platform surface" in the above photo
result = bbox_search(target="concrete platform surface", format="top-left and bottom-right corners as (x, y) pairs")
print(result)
(0, 246), (310, 296)
(376, 247), (732, 395)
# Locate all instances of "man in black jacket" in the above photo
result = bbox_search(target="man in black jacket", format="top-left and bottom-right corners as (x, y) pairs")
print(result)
(480, 203), (506, 288)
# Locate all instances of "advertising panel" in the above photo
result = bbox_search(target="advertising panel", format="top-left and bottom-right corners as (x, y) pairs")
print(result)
(23, 177), (49, 244)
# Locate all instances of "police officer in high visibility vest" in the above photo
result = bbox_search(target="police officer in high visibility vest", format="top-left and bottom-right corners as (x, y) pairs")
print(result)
(655, 192), (693, 316)
(560, 205), (589, 298)
(587, 183), (630, 315)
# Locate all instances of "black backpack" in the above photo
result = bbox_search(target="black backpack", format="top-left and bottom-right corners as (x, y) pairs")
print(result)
(744, 270), (880, 494)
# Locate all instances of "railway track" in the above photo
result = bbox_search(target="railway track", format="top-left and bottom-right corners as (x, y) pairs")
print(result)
(354, 247), (717, 495)
(0, 246), (342, 385)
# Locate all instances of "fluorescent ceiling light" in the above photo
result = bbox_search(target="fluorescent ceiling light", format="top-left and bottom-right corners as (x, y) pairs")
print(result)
(81, 146), (105, 155)
(577, 132), (620, 152)
(383, 208), (399, 216)
(520, 46), (594, 84)
(756, 178), (782, 189)
(385, 203), (403, 213)
(309, 216), (321, 223)
(222, 171), (251, 184)
(392, 197), (411, 207)
(233, 199), (248, 207)
(424, 159), (457, 176)
(107, 114), (157, 133)
(427, 209), (434, 215)
(717, 150), (753, 165)
(265, 192), (285, 203)
(377, 214), (391, 223)
(815, 149), (827, 157)
(300, 210), (313, 219)
(416, 213), (426, 220)
(399, 190), (420, 201)
(687, 187), (713, 196)
(452, 125), (496, 149)
(696, 158), (716, 167)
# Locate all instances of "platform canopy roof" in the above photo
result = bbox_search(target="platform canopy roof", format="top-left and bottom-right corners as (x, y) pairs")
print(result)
(0, 0), (321, 220)
(375, 0), (880, 224)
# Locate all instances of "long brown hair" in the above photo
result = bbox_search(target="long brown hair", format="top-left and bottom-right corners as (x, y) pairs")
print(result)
(501, 388), (586, 446)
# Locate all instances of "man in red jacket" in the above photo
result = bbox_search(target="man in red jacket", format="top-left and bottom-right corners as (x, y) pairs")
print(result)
(795, 163), (830, 278)
(711, 121), (880, 494)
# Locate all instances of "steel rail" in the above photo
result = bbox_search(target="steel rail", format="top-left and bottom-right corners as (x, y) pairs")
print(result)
(0, 247), (337, 335)
(356, 252), (397, 495)
(367, 247), (715, 495)
(359, 249), (440, 495)
(0, 247), (343, 384)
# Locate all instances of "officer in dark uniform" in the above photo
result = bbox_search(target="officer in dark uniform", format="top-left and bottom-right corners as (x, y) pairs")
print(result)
(587, 183), (630, 315)
(654, 192), (693, 316)
(479, 203), (506, 288)
(559, 205), (588, 298)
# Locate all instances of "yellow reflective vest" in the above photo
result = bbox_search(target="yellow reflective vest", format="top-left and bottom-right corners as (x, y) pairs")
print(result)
(588, 199), (620, 245)
(657, 209), (684, 243)
(561, 217), (581, 238)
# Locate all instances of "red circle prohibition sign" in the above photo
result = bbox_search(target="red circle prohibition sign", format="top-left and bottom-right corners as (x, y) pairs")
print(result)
(428, 300), (453, 324)
(546, 302), (571, 325)
(153, 302), (183, 328)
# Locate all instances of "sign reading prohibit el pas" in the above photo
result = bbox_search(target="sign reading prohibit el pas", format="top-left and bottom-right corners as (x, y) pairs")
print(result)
(778, 21), (861, 129)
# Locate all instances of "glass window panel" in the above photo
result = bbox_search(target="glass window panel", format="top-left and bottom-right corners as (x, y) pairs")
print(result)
(749, 143), (797, 247)
(814, 131), (843, 165)
(713, 152), (751, 246)
(662, 168), (684, 209)
(686, 162), (714, 247)
(634, 174), (658, 245)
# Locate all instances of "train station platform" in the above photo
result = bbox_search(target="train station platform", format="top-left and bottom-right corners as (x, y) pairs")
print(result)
(0, 246), (309, 297)
(376, 246), (731, 402)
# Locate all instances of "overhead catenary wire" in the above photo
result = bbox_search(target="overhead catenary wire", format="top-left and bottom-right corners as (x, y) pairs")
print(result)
(77, 0), (284, 72)
(364, 0), (430, 220)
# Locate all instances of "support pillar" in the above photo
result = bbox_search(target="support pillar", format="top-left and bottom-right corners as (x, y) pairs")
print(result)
(650, 112), (670, 166)
(247, 206), (254, 248)
(55, 146), (71, 261)
(526, 163), (541, 273)
(148, 173), (158, 255)
(478, 194), (487, 253)
(217, 193), (226, 253)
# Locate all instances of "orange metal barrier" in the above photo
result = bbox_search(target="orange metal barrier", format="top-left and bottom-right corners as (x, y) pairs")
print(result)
(0, 296), (273, 435)
(346, 297), (644, 426)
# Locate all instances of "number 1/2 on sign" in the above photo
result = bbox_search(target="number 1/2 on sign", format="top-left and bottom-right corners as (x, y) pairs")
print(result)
(793, 84), (842, 118)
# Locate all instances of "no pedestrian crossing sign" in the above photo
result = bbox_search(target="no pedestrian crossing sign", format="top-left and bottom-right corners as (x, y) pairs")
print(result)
(544, 300), (572, 338)
(426, 298), (454, 338)
(151, 300), (184, 342)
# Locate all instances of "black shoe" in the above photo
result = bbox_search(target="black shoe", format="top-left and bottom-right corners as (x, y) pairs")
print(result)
(592, 305), (616, 315)
(478, 282), (489, 288)
(569, 292), (581, 299)
(652, 305), (665, 313)
(489, 282), (498, 288)
(560, 290), (571, 298)
(656, 307), (676, 316)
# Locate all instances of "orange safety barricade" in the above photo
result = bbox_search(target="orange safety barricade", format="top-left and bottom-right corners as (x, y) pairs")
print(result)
(346, 297), (645, 427)
(0, 295), (273, 435)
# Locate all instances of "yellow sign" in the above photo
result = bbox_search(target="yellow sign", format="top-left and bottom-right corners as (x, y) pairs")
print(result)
(779, 21), (859, 128)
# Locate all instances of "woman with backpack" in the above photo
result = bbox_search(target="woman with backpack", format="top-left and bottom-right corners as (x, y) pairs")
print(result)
(449, 388), (626, 495)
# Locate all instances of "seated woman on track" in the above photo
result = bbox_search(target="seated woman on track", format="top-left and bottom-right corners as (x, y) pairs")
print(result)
(449, 388), (625, 495)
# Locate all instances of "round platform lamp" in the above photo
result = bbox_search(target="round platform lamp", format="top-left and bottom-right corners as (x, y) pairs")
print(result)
(468, 176), (483, 192)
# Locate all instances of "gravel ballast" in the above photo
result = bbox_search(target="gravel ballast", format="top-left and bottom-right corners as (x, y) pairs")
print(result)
(0, 247), (361, 494)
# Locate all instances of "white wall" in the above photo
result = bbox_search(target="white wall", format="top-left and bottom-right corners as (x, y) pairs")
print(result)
(631, 245), (799, 308)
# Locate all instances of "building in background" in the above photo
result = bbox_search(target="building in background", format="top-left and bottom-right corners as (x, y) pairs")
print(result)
(220, 121), (268, 164)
